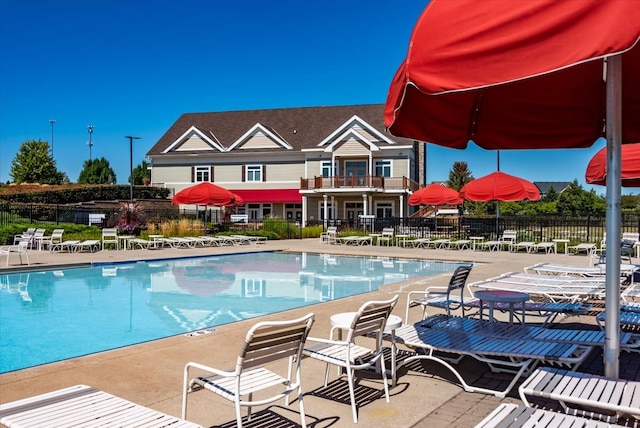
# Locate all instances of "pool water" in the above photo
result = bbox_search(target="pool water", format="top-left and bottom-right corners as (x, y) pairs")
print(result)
(0, 251), (464, 373)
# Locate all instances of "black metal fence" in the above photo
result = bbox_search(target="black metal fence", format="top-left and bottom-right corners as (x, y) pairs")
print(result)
(2, 202), (638, 244)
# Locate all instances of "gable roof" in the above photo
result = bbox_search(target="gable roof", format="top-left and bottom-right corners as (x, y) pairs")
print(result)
(534, 181), (572, 194)
(147, 104), (416, 156)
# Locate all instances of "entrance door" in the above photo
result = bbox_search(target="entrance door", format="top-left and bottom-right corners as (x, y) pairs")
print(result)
(345, 202), (363, 228)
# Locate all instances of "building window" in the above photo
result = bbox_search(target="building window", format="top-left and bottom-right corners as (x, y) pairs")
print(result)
(375, 160), (391, 177)
(194, 166), (211, 182)
(375, 202), (394, 218)
(345, 161), (366, 177)
(246, 165), (263, 182)
(321, 161), (336, 177)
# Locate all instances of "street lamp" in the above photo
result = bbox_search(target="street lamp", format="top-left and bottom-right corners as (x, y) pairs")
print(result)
(125, 136), (141, 203)
(49, 119), (56, 156)
(87, 125), (94, 160)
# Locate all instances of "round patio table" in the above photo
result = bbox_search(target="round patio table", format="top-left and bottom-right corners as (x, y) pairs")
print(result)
(474, 290), (530, 325)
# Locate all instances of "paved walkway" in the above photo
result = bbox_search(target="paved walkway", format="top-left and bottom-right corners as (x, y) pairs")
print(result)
(1, 239), (638, 427)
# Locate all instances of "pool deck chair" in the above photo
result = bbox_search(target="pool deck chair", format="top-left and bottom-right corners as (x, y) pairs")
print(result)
(303, 296), (398, 423)
(73, 239), (102, 253)
(420, 314), (640, 352)
(183, 313), (315, 428)
(519, 367), (640, 422)
(0, 384), (202, 428)
(388, 322), (592, 398)
(101, 227), (119, 250)
(0, 237), (31, 267)
(405, 264), (474, 321)
(475, 403), (625, 428)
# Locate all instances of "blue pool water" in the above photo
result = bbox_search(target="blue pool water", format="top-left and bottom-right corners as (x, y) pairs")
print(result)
(0, 251), (464, 373)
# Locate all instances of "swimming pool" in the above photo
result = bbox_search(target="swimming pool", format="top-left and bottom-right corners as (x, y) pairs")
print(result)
(0, 251), (464, 373)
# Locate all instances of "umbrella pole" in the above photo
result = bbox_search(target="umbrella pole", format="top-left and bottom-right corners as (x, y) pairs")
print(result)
(603, 55), (622, 378)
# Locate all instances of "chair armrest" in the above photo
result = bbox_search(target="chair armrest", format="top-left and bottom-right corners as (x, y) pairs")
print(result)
(184, 361), (234, 379)
(305, 336), (349, 347)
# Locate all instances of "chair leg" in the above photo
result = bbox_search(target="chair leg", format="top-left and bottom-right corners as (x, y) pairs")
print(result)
(235, 397), (244, 428)
(297, 380), (308, 428)
(346, 367), (358, 423)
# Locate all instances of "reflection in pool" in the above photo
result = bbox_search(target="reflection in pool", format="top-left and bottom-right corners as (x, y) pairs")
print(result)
(0, 251), (465, 373)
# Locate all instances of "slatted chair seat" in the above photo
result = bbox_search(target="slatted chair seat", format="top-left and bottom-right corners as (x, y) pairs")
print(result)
(519, 367), (640, 422)
(0, 384), (202, 428)
(421, 314), (640, 351)
(191, 366), (291, 402)
(475, 403), (626, 428)
(389, 323), (592, 398)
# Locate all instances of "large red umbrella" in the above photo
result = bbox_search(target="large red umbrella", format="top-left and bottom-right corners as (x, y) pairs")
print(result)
(459, 172), (540, 202)
(409, 183), (462, 206)
(384, 0), (640, 375)
(586, 143), (640, 187)
(172, 182), (236, 206)
(384, 1), (640, 148)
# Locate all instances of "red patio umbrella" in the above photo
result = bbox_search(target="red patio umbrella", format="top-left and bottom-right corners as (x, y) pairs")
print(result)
(459, 172), (540, 202)
(172, 182), (236, 206)
(384, 0), (640, 375)
(586, 143), (640, 187)
(409, 183), (462, 206)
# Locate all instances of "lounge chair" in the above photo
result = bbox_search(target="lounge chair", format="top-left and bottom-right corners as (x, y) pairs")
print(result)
(49, 240), (81, 253)
(511, 241), (535, 253)
(0, 384), (202, 428)
(183, 313), (315, 428)
(532, 241), (556, 253)
(303, 296), (398, 423)
(449, 239), (471, 250)
(389, 322), (592, 398)
(128, 238), (153, 249)
(30, 228), (47, 250)
(101, 227), (119, 250)
(420, 314), (640, 351)
(41, 228), (64, 251)
(568, 243), (597, 255)
(475, 402), (623, 428)
(0, 237), (31, 267)
(519, 367), (640, 422)
(377, 227), (394, 246)
(597, 303), (640, 330)
(73, 240), (101, 253)
(12, 227), (35, 245)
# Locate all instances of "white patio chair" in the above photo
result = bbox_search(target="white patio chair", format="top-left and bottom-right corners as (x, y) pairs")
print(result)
(41, 228), (64, 251)
(101, 228), (119, 250)
(183, 313), (315, 428)
(377, 227), (395, 246)
(13, 227), (35, 244)
(302, 296), (398, 423)
(0, 236), (31, 267)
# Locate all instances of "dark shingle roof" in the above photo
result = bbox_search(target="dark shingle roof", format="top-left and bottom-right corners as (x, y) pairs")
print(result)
(146, 104), (416, 156)
(534, 181), (572, 194)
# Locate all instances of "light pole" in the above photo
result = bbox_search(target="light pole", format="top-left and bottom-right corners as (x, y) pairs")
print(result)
(87, 125), (94, 160)
(49, 119), (56, 156)
(125, 136), (141, 204)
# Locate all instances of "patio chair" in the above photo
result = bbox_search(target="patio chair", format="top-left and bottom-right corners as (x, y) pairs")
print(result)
(519, 367), (640, 422)
(49, 240), (81, 253)
(0, 236), (31, 267)
(30, 228), (47, 250)
(0, 384), (202, 428)
(377, 227), (394, 246)
(41, 228), (64, 251)
(182, 313), (315, 428)
(511, 241), (535, 253)
(302, 296), (398, 423)
(101, 228), (119, 250)
(405, 264), (474, 321)
(475, 403), (621, 428)
(477, 231), (517, 251)
(319, 226), (338, 244)
(73, 240), (102, 253)
(12, 227), (35, 245)
(568, 242), (597, 255)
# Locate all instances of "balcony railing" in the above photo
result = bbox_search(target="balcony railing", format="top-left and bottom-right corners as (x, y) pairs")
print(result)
(300, 176), (419, 192)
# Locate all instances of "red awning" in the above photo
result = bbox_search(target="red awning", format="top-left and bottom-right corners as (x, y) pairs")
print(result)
(231, 189), (302, 204)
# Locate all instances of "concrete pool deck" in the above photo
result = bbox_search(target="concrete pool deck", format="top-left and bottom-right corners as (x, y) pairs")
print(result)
(1, 239), (638, 427)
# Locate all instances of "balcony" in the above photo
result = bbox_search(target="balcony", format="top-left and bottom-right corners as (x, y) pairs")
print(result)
(300, 175), (419, 192)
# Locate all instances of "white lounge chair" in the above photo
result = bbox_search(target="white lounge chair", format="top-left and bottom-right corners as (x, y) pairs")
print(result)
(320, 226), (338, 244)
(519, 367), (640, 422)
(377, 227), (394, 246)
(303, 296), (398, 423)
(13, 227), (35, 245)
(568, 242), (597, 255)
(49, 240), (81, 253)
(73, 240), (102, 252)
(532, 241), (556, 253)
(0, 384), (202, 428)
(41, 228), (64, 251)
(475, 403), (624, 428)
(389, 323), (592, 398)
(511, 241), (535, 253)
(468, 275), (606, 302)
(0, 237), (31, 267)
(183, 313), (315, 428)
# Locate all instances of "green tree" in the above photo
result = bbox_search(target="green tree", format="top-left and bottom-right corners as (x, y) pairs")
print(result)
(556, 180), (605, 215)
(447, 161), (474, 191)
(77, 157), (117, 184)
(132, 160), (151, 185)
(10, 139), (65, 184)
(540, 187), (559, 203)
(621, 194), (640, 211)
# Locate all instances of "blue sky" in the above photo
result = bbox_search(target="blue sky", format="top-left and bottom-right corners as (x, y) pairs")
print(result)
(1, 0), (636, 195)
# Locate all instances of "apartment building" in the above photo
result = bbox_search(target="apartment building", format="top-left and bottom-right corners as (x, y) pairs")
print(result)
(147, 104), (423, 227)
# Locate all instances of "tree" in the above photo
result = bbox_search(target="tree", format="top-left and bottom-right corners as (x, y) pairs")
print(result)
(77, 157), (117, 184)
(556, 180), (606, 216)
(446, 161), (474, 191)
(132, 160), (151, 185)
(10, 139), (65, 184)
